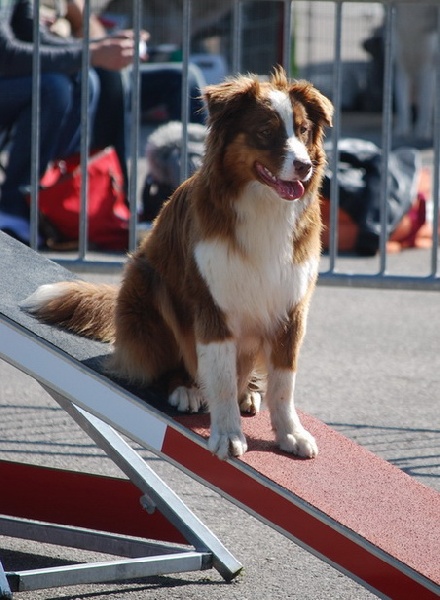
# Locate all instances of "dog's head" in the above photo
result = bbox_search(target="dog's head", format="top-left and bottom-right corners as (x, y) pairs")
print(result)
(203, 66), (333, 201)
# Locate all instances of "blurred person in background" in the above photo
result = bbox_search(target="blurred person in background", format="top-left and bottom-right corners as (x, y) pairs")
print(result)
(0, 0), (146, 244)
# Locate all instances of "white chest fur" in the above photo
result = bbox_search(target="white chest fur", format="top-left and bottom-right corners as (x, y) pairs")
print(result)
(194, 183), (318, 337)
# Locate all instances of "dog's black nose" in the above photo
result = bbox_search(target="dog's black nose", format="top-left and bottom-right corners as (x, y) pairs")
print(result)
(293, 159), (312, 180)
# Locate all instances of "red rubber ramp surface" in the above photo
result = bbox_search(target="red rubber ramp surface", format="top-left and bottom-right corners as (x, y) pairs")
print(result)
(168, 410), (440, 600)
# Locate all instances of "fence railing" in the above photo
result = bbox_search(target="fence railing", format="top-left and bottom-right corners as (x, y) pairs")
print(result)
(317, 0), (440, 290)
(6, 0), (440, 289)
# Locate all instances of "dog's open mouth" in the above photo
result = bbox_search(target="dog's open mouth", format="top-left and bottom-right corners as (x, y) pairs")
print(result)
(255, 162), (305, 201)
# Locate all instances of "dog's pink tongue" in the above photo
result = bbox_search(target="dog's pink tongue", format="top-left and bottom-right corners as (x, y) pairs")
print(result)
(255, 162), (305, 201)
(276, 180), (304, 201)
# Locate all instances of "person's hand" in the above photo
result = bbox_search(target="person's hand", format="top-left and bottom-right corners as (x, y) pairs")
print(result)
(90, 30), (150, 70)
(111, 29), (150, 60)
(90, 37), (136, 70)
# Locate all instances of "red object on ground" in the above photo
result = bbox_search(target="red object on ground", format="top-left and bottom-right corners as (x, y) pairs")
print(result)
(0, 460), (185, 544)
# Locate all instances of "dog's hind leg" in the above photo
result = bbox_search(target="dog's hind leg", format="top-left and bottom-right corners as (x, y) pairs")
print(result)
(168, 385), (206, 412)
(167, 369), (206, 413)
(108, 313), (181, 386)
(237, 350), (263, 415)
(109, 283), (182, 386)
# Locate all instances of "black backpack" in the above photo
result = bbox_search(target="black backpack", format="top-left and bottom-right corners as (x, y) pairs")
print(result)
(322, 138), (420, 255)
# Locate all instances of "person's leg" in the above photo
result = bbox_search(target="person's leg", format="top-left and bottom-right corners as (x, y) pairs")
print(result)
(0, 74), (75, 217)
(0, 72), (98, 242)
(92, 68), (128, 188)
(54, 69), (100, 159)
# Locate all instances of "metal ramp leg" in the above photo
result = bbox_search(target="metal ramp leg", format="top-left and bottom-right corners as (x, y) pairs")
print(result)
(0, 562), (12, 600)
(0, 388), (242, 597)
(47, 387), (242, 582)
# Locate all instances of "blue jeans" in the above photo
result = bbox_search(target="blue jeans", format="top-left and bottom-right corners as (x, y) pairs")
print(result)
(0, 71), (99, 218)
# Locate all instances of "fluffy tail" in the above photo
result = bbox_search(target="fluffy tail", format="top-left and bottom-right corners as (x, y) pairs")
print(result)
(22, 281), (118, 343)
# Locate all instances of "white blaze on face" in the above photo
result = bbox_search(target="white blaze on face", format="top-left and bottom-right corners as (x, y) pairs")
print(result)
(267, 89), (311, 182)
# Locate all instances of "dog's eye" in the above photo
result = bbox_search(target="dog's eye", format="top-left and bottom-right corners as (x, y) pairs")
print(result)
(299, 124), (310, 135)
(258, 128), (272, 138)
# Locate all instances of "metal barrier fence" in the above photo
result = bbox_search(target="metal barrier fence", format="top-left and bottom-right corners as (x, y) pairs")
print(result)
(6, 0), (440, 289)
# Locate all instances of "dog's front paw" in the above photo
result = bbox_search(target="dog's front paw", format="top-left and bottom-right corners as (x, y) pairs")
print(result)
(208, 429), (248, 460)
(168, 385), (206, 413)
(277, 429), (318, 459)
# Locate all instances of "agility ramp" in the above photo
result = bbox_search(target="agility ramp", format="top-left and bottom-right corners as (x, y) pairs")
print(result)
(0, 232), (438, 599)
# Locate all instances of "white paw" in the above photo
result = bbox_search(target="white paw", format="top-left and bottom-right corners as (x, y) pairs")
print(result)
(208, 429), (248, 460)
(277, 429), (318, 458)
(239, 391), (262, 415)
(168, 385), (206, 413)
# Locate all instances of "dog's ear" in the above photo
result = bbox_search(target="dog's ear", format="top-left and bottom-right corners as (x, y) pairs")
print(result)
(204, 75), (260, 121)
(290, 80), (333, 128)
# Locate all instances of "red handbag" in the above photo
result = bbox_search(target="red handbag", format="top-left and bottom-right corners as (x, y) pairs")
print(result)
(35, 147), (130, 251)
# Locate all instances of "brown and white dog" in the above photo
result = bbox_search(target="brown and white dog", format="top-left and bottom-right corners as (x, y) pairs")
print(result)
(23, 67), (332, 460)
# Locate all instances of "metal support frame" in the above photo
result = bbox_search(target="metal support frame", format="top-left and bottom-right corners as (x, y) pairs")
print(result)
(0, 391), (242, 597)
(2, 535), (209, 595)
